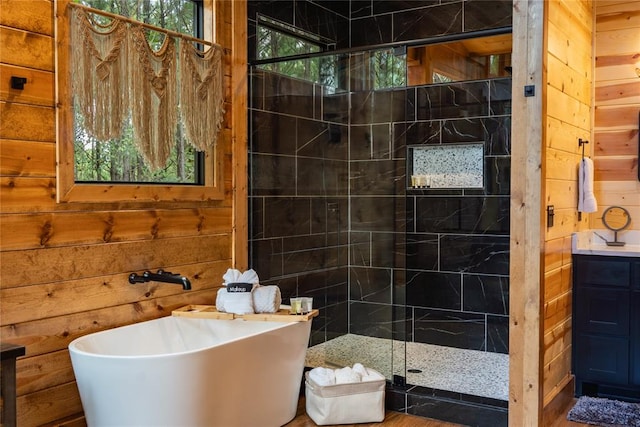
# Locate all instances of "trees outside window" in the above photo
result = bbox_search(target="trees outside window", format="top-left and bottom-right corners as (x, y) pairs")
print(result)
(73, 0), (202, 185)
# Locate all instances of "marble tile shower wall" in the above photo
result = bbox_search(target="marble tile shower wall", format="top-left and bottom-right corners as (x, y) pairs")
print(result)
(349, 79), (511, 355)
(349, 0), (512, 47)
(249, 68), (351, 346)
(404, 78), (511, 354)
(250, 71), (512, 354)
(247, 0), (512, 59)
(248, 0), (513, 354)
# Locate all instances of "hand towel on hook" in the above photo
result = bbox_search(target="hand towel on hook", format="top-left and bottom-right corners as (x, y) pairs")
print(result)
(578, 157), (598, 213)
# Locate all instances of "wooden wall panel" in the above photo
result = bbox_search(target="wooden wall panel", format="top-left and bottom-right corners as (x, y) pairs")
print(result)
(0, 208), (232, 250)
(0, 0), (53, 35)
(16, 382), (83, 427)
(595, 128), (639, 155)
(16, 349), (75, 396)
(542, 0), (593, 419)
(593, 1), (640, 231)
(0, 102), (56, 142)
(595, 81), (640, 105)
(0, 27), (54, 71)
(0, 139), (56, 176)
(0, 0), (244, 425)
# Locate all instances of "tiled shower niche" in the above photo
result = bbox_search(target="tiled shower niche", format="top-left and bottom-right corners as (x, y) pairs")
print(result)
(410, 143), (485, 189)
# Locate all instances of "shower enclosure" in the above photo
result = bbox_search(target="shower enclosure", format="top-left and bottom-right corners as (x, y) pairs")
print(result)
(249, 35), (511, 426)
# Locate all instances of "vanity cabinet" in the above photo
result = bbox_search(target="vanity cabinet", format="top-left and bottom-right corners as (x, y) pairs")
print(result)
(572, 255), (640, 400)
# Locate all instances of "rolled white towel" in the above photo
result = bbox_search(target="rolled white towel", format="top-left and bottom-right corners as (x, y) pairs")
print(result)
(362, 369), (385, 382)
(308, 367), (336, 386)
(216, 286), (256, 315)
(252, 285), (281, 313)
(334, 366), (362, 384)
(352, 363), (368, 378)
(215, 287), (227, 312)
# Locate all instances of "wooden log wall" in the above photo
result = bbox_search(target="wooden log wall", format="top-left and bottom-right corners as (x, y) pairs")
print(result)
(0, 0), (247, 425)
(594, 1), (640, 230)
(541, 0), (594, 424)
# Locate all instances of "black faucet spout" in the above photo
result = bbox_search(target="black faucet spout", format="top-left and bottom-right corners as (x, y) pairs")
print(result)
(128, 269), (192, 290)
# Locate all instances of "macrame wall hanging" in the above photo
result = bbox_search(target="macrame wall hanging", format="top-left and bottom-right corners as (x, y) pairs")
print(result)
(179, 42), (224, 152)
(70, 7), (129, 141)
(68, 4), (225, 170)
(129, 25), (177, 169)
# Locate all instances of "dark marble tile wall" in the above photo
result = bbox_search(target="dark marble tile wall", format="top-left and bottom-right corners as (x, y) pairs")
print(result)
(347, 81), (408, 343)
(248, 2), (512, 424)
(249, 68), (351, 346)
(403, 78), (511, 354)
(346, 79), (511, 355)
(386, 382), (509, 427)
(250, 66), (511, 355)
(350, 0), (512, 48)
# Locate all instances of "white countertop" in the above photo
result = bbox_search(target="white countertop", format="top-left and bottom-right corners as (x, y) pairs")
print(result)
(572, 230), (640, 257)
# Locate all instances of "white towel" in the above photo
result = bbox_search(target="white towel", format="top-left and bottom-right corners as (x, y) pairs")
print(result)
(361, 369), (385, 382)
(352, 363), (368, 377)
(216, 285), (281, 314)
(578, 158), (598, 213)
(308, 367), (336, 386)
(215, 287), (228, 312)
(216, 287), (255, 315)
(217, 269), (261, 315)
(334, 367), (362, 384)
(351, 363), (385, 382)
(252, 285), (281, 313)
(222, 268), (259, 285)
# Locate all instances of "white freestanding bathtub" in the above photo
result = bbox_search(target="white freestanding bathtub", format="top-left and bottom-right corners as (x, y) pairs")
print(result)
(68, 315), (312, 427)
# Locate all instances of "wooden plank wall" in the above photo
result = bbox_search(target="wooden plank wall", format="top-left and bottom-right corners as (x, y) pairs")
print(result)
(594, 1), (640, 230)
(541, 0), (594, 423)
(0, 1), (246, 425)
(509, 0), (545, 424)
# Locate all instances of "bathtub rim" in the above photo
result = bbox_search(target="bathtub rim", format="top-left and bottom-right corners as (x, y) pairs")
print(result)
(68, 316), (306, 360)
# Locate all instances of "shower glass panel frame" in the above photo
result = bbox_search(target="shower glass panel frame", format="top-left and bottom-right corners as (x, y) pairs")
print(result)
(248, 46), (403, 384)
(248, 39), (511, 403)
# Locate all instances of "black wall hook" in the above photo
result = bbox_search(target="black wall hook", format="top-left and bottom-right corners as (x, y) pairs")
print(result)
(578, 138), (589, 159)
(10, 76), (27, 90)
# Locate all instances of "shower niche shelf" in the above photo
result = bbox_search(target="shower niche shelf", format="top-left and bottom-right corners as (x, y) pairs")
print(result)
(409, 143), (484, 189)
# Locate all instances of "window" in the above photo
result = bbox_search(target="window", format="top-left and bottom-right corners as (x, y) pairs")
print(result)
(255, 20), (406, 92)
(255, 17), (337, 88)
(407, 34), (512, 86)
(56, 0), (224, 203)
(73, 0), (202, 185)
(368, 49), (407, 89)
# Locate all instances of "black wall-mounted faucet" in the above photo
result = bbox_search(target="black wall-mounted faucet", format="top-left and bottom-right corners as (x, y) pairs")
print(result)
(129, 269), (192, 290)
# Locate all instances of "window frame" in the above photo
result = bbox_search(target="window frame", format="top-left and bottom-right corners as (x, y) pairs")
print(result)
(54, 0), (224, 204)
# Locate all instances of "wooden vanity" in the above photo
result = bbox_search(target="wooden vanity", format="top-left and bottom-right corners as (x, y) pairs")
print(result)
(572, 230), (640, 401)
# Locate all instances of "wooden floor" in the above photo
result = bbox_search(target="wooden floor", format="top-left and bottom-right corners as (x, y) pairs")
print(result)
(284, 397), (590, 427)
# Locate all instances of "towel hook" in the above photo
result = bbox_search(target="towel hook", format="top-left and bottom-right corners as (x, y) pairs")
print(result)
(578, 138), (589, 159)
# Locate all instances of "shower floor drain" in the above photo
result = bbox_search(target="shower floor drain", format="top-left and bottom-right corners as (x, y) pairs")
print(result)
(407, 368), (423, 373)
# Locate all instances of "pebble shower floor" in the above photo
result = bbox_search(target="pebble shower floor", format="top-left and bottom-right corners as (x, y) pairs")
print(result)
(306, 334), (509, 401)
